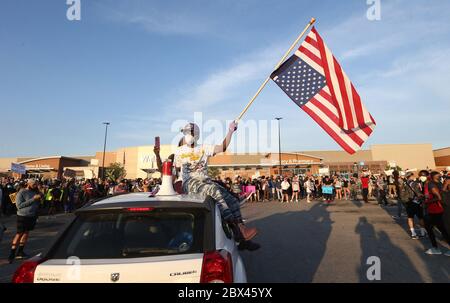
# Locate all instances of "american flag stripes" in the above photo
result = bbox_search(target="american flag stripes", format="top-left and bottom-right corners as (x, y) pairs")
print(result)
(271, 27), (376, 154)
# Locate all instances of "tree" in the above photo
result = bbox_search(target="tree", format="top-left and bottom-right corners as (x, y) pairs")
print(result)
(105, 162), (126, 181)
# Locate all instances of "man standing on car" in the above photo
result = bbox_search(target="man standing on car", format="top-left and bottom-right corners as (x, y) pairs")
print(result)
(8, 179), (42, 263)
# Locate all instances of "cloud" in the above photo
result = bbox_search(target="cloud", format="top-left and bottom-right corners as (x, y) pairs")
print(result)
(323, 0), (450, 61)
(115, 0), (450, 150)
(174, 46), (284, 111)
(113, 45), (284, 145)
(98, 1), (211, 35)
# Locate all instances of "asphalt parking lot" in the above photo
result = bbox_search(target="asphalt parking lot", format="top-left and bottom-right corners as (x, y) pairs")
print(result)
(0, 198), (449, 283)
(241, 199), (450, 282)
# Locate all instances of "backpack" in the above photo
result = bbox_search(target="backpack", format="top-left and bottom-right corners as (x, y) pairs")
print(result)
(398, 180), (414, 202)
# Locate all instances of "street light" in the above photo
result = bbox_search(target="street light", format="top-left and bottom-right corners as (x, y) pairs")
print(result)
(101, 122), (110, 180)
(275, 117), (283, 176)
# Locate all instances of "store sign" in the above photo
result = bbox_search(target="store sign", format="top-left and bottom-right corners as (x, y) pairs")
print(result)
(25, 164), (52, 169)
(141, 154), (156, 165)
(261, 158), (319, 166)
(280, 159), (315, 165)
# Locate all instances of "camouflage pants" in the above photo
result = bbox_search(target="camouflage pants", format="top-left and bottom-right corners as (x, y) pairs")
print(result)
(183, 178), (242, 221)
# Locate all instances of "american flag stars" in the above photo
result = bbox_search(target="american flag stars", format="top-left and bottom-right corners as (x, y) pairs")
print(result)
(274, 57), (326, 106)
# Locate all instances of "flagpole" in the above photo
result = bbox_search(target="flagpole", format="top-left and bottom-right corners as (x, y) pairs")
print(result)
(235, 17), (316, 122)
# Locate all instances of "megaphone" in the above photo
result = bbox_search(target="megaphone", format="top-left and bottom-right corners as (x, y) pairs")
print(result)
(156, 160), (177, 196)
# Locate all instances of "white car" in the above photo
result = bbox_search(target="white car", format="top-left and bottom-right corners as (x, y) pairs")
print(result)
(12, 192), (247, 283)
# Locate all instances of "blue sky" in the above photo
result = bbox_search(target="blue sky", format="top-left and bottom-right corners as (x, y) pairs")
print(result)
(1, 0), (449, 157)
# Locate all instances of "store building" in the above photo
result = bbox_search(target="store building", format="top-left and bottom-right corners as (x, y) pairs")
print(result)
(0, 156), (93, 179)
(300, 144), (436, 174)
(434, 147), (450, 170)
(208, 152), (323, 179)
(94, 145), (176, 179)
(93, 143), (438, 178)
(0, 143), (441, 180)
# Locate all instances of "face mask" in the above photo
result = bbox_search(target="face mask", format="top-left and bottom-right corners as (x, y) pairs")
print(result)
(184, 134), (195, 145)
(419, 176), (427, 182)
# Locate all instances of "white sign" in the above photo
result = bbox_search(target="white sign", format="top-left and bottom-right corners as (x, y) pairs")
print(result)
(11, 163), (26, 174)
(384, 169), (394, 176)
(318, 168), (330, 176)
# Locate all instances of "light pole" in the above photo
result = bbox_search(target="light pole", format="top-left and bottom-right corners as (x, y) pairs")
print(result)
(275, 117), (283, 176)
(101, 122), (110, 180)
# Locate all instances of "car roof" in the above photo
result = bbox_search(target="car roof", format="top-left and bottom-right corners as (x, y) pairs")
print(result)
(76, 192), (213, 212)
(93, 192), (206, 205)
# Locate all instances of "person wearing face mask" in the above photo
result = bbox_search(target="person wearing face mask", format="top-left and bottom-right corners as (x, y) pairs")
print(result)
(422, 171), (450, 255)
(174, 122), (260, 251)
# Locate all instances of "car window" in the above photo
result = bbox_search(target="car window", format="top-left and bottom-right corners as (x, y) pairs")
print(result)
(49, 209), (205, 259)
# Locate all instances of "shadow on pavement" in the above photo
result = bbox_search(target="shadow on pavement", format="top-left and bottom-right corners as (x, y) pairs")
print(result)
(351, 199), (364, 208)
(241, 203), (333, 283)
(355, 216), (425, 283)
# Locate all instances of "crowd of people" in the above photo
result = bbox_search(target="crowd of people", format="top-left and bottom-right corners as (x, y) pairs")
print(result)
(212, 174), (360, 204)
(0, 177), (163, 217)
(2, 167), (449, 259)
(1, 120), (449, 261)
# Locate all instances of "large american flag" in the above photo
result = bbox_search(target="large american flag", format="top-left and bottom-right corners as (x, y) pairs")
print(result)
(270, 27), (376, 154)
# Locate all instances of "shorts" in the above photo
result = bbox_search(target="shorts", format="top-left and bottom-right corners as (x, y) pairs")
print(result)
(282, 190), (289, 194)
(17, 215), (37, 233)
(405, 203), (424, 219)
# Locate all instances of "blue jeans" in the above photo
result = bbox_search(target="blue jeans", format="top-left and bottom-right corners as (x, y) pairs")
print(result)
(184, 178), (242, 221)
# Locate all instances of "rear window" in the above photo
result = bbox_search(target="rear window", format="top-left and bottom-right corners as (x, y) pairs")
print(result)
(49, 208), (206, 259)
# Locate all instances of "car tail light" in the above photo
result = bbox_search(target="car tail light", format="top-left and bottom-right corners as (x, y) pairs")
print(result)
(12, 256), (45, 283)
(125, 207), (155, 212)
(200, 250), (233, 283)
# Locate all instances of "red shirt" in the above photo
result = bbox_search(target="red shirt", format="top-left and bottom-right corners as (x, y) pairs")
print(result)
(425, 181), (444, 214)
(361, 177), (369, 189)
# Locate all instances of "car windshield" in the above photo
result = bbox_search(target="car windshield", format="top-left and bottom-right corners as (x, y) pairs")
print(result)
(49, 209), (205, 259)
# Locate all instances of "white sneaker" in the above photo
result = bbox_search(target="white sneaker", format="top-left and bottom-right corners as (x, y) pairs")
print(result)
(444, 250), (450, 257)
(425, 248), (442, 255)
